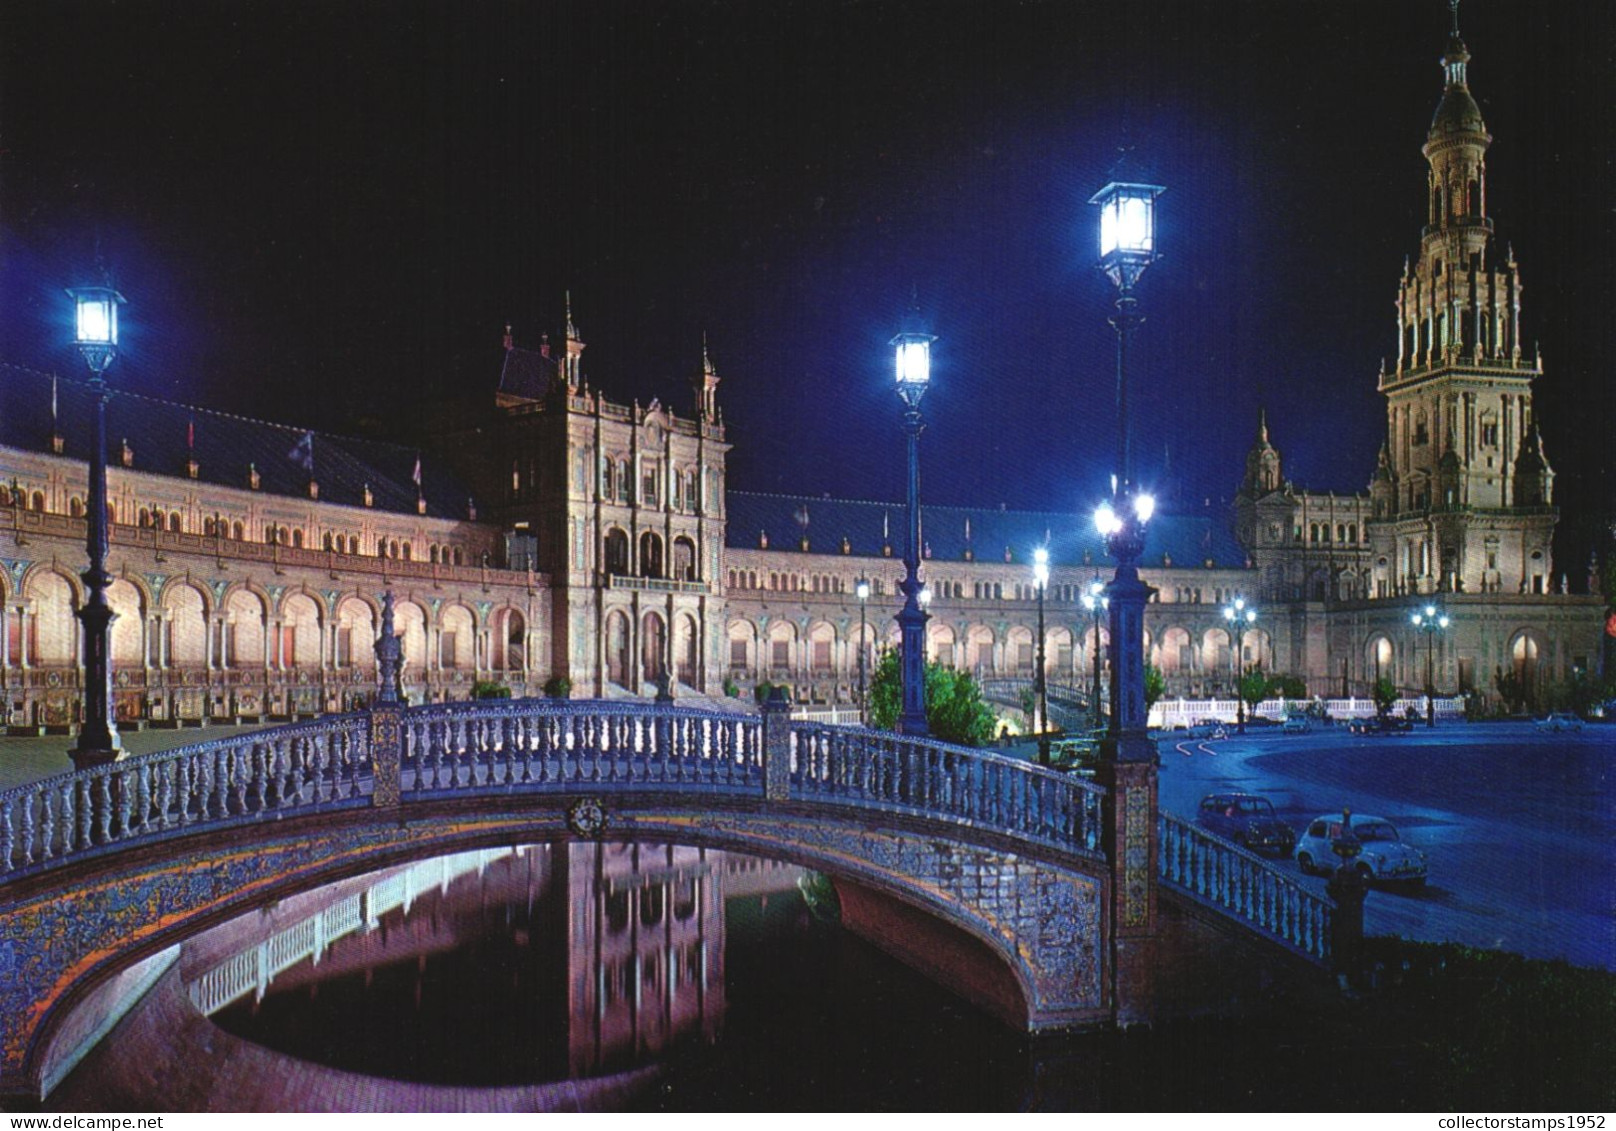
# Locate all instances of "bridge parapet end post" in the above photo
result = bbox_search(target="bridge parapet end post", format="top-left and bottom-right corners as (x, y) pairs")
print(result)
(761, 686), (792, 801)
(1096, 754), (1158, 1026)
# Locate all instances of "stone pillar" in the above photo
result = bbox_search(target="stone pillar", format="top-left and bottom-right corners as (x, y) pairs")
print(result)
(1326, 860), (1368, 984)
(1095, 757), (1158, 1027)
(761, 684), (791, 802)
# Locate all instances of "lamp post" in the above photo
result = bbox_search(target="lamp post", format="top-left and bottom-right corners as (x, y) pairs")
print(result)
(1410, 604), (1449, 727)
(855, 578), (870, 727)
(1081, 579), (1108, 732)
(893, 311), (936, 737)
(1222, 596), (1257, 733)
(1032, 547), (1050, 763)
(66, 284), (126, 769)
(1090, 179), (1164, 762)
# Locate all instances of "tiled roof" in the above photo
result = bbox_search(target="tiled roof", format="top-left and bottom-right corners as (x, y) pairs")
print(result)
(496, 346), (560, 403)
(726, 491), (1247, 570)
(0, 363), (474, 519)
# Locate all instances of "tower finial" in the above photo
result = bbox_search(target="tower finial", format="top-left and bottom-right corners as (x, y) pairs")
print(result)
(1449, 0), (1461, 38)
(565, 290), (578, 339)
(1258, 406), (1269, 443)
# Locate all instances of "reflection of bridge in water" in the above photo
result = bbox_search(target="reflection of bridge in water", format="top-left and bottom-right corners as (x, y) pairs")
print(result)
(0, 697), (1336, 1099)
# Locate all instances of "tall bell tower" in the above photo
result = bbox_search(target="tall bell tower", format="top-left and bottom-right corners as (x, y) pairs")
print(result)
(1370, 1), (1556, 598)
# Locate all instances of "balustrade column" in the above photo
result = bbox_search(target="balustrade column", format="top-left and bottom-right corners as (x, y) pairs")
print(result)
(17, 605), (30, 670)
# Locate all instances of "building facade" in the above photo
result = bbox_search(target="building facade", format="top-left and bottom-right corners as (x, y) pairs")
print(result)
(0, 20), (1599, 735)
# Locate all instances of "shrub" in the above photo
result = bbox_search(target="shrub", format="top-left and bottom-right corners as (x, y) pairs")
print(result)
(472, 680), (512, 700)
(542, 675), (571, 700)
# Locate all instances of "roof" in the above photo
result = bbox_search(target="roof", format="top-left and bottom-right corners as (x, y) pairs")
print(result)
(496, 346), (560, 403)
(0, 363), (475, 519)
(726, 491), (1247, 570)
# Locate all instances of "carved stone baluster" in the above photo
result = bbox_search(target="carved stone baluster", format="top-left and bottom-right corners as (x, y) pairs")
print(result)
(58, 780), (76, 857)
(20, 793), (35, 866)
(97, 773), (114, 842)
(1, 799), (14, 872)
(39, 788), (53, 861)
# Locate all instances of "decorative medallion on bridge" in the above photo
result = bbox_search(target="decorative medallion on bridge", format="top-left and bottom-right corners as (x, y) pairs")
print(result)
(369, 708), (402, 809)
(1123, 786), (1151, 927)
(567, 797), (608, 837)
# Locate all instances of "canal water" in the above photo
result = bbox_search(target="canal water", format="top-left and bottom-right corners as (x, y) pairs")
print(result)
(172, 842), (1036, 1110)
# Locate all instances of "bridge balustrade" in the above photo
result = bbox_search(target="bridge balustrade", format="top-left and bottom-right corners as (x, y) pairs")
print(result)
(788, 724), (1103, 854)
(0, 701), (1105, 883)
(399, 701), (763, 795)
(1157, 811), (1334, 965)
(0, 715), (372, 878)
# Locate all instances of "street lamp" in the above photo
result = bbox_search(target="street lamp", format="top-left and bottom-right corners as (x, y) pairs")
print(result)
(1090, 179), (1164, 762)
(1081, 579), (1108, 732)
(893, 309), (936, 737)
(66, 283), (126, 769)
(855, 578), (870, 726)
(1222, 596), (1257, 734)
(1410, 604), (1449, 727)
(1032, 547), (1050, 763)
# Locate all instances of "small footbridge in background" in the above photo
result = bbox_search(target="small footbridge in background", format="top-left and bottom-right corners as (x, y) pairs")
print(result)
(0, 697), (1336, 1099)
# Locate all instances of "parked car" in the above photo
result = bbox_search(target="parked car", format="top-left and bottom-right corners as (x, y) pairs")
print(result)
(1348, 715), (1413, 735)
(1195, 793), (1297, 856)
(1281, 715), (1311, 733)
(1535, 713), (1584, 733)
(1295, 813), (1427, 885)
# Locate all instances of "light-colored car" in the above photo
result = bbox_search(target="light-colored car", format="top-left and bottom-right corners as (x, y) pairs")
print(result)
(1535, 713), (1584, 732)
(1281, 715), (1311, 733)
(1295, 813), (1427, 886)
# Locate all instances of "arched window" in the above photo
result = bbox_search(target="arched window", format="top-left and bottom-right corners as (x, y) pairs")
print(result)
(292, 529), (304, 549)
(604, 529), (630, 576)
(169, 512), (183, 533)
(639, 531), (664, 579)
(233, 522), (245, 541)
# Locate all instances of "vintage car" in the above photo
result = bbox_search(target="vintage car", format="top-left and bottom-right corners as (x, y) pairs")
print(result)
(1535, 713), (1584, 733)
(1195, 793), (1296, 856)
(1281, 715), (1312, 733)
(1295, 813), (1427, 885)
(1348, 714), (1414, 736)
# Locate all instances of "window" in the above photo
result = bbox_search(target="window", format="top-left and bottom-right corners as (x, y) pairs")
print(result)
(730, 640), (748, 669)
(440, 631), (459, 668)
(334, 628), (352, 668)
(1481, 421), (1499, 447)
(937, 643), (955, 667)
(641, 462), (659, 508)
(275, 626), (296, 668)
(771, 640), (790, 669)
(812, 640), (831, 672)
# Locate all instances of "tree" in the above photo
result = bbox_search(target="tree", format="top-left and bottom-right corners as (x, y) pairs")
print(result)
(1238, 664), (1269, 711)
(1267, 673), (1308, 700)
(867, 648), (998, 747)
(1494, 667), (1528, 715)
(1144, 664), (1166, 712)
(1372, 676), (1398, 716)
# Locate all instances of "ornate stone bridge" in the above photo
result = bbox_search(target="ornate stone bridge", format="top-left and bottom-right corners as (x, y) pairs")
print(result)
(0, 698), (1334, 1098)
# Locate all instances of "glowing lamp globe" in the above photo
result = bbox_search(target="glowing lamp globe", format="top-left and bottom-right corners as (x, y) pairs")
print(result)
(67, 285), (126, 375)
(1089, 181), (1165, 289)
(855, 579), (870, 602)
(1032, 546), (1050, 588)
(1133, 492), (1156, 524)
(891, 328), (935, 407)
(1094, 502), (1121, 537)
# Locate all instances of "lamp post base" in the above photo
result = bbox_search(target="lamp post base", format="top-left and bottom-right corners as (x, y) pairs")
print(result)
(69, 737), (125, 770)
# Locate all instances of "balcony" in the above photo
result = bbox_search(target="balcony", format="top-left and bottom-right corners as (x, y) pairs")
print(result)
(606, 574), (710, 595)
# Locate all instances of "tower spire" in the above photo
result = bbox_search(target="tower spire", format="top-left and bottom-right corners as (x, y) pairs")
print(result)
(693, 331), (721, 423)
(562, 291), (585, 390)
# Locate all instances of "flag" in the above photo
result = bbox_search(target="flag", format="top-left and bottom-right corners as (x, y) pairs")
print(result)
(288, 430), (315, 473)
(412, 453), (422, 488)
(51, 375), (58, 426)
(187, 416), (195, 450)
(793, 504), (810, 530)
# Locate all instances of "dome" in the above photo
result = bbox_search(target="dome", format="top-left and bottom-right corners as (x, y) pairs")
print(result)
(1430, 86), (1486, 138)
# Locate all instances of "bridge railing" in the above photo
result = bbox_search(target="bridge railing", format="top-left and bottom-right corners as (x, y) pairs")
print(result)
(1157, 811), (1333, 965)
(0, 714), (373, 879)
(788, 723), (1104, 855)
(399, 701), (763, 796)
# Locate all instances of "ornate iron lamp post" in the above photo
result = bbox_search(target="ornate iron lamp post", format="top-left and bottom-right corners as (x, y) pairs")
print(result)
(855, 578), (870, 726)
(1222, 596), (1257, 733)
(67, 284), (126, 769)
(892, 312), (936, 737)
(1081, 579), (1108, 731)
(1032, 547), (1050, 762)
(1090, 179), (1164, 762)
(1410, 603), (1449, 727)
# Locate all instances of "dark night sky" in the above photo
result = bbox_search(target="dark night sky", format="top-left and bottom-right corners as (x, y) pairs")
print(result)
(2, 2), (1612, 568)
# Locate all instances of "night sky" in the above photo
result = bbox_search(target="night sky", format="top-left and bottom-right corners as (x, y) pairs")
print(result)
(2, 2), (1611, 570)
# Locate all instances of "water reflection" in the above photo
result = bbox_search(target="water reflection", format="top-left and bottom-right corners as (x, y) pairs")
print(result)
(185, 844), (804, 1087)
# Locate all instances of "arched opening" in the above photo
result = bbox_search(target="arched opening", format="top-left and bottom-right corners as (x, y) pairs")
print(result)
(672, 536), (697, 582)
(493, 609), (526, 671)
(639, 531), (664, 579)
(607, 610), (632, 687)
(641, 613), (666, 686)
(677, 613), (700, 685)
(603, 529), (630, 577)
